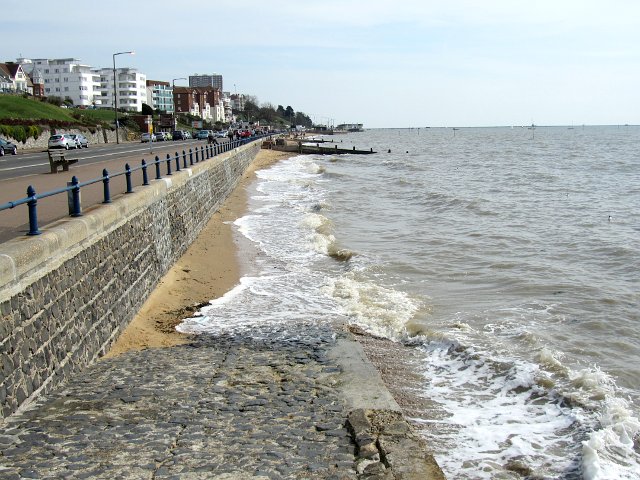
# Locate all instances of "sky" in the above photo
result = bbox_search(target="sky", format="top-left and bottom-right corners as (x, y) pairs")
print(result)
(3, 0), (640, 128)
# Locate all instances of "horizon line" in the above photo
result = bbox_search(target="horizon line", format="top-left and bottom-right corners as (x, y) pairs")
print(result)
(364, 123), (639, 130)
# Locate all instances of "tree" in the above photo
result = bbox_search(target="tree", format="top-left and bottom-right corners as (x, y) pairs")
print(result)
(285, 106), (295, 126)
(46, 96), (63, 107)
(276, 105), (285, 117)
(294, 112), (313, 128)
(244, 99), (260, 122)
(141, 103), (154, 115)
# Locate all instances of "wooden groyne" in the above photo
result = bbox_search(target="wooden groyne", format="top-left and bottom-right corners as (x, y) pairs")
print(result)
(264, 138), (376, 155)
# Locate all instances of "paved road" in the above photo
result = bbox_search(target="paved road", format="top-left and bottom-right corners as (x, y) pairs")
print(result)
(0, 139), (228, 244)
(0, 139), (223, 181)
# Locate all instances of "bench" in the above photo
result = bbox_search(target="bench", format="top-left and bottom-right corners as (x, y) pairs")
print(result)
(47, 149), (78, 173)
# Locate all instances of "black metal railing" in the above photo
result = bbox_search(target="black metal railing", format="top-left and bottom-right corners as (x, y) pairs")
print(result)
(0, 135), (269, 237)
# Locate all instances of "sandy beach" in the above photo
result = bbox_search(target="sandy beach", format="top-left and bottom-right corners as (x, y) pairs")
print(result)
(105, 148), (294, 358)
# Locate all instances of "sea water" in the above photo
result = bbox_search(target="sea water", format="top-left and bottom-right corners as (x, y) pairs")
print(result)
(178, 126), (640, 479)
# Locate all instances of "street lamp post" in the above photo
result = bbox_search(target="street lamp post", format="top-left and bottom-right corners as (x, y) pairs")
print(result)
(112, 50), (135, 144)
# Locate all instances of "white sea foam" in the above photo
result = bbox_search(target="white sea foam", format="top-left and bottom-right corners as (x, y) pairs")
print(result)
(414, 341), (585, 478)
(582, 397), (640, 480)
(323, 273), (420, 341)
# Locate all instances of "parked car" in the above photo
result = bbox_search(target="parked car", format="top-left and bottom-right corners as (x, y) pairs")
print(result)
(68, 134), (89, 148)
(155, 131), (169, 141)
(141, 133), (156, 143)
(48, 134), (78, 150)
(196, 130), (211, 140)
(215, 130), (228, 138)
(172, 130), (185, 140)
(0, 138), (18, 156)
(184, 131), (192, 139)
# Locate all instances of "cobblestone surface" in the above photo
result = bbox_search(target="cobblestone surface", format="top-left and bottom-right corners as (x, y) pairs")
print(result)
(0, 322), (359, 479)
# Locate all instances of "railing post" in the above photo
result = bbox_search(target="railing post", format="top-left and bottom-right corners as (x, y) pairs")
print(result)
(142, 159), (149, 186)
(102, 168), (111, 203)
(182, 150), (187, 168)
(200, 146), (204, 160)
(125, 163), (133, 193)
(26, 185), (40, 236)
(71, 176), (82, 217)
(175, 152), (181, 172)
(166, 153), (172, 175)
(155, 155), (161, 180)
(189, 148), (194, 165)
(195, 147), (199, 163)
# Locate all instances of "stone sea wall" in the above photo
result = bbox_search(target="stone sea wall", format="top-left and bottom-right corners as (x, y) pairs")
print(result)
(0, 142), (261, 419)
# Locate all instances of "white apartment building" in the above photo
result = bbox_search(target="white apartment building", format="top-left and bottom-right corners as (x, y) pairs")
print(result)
(18, 58), (102, 106)
(230, 93), (246, 112)
(96, 67), (147, 112)
(221, 92), (232, 123)
(146, 80), (173, 114)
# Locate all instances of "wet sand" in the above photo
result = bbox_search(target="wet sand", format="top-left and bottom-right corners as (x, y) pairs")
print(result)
(106, 148), (294, 358)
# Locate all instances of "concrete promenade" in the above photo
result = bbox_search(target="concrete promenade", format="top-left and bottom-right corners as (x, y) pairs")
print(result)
(0, 321), (444, 479)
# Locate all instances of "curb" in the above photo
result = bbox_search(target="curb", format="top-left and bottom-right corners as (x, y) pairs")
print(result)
(331, 327), (446, 479)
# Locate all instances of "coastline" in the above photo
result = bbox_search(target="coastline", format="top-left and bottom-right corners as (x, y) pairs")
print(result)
(105, 148), (294, 358)
(44, 144), (447, 477)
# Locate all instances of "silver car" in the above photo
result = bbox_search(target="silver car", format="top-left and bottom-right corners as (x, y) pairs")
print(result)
(48, 134), (78, 150)
(68, 134), (89, 148)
